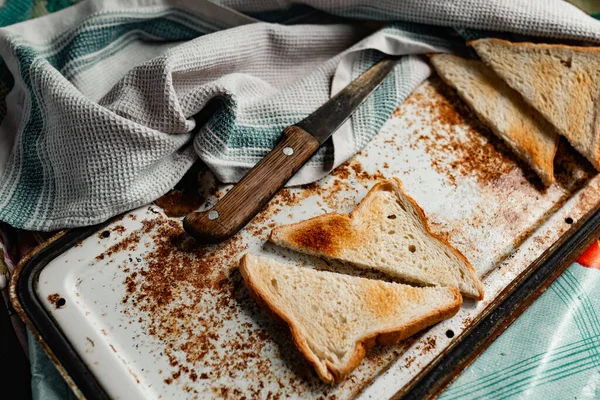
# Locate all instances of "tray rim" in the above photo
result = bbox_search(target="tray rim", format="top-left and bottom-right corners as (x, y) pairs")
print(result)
(9, 201), (600, 400)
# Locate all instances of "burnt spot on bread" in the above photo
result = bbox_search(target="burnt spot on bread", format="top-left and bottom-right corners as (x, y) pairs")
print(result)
(284, 215), (356, 256)
(560, 58), (572, 68)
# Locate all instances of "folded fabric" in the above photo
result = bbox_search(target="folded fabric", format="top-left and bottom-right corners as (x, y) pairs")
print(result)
(0, 0), (599, 231)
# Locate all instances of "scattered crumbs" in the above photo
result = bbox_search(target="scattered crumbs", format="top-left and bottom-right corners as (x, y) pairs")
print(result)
(405, 77), (516, 186)
(403, 355), (416, 369)
(87, 338), (95, 347)
(96, 230), (141, 261)
(111, 225), (126, 235)
(419, 337), (437, 356)
(462, 317), (473, 330)
(331, 164), (351, 180)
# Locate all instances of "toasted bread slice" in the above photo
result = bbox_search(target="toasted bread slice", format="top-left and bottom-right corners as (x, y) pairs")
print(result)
(270, 179), (484, 300)
(429, 53), (559, 186)
(240, 254), (462, 383)
(471, 38), (600, 169)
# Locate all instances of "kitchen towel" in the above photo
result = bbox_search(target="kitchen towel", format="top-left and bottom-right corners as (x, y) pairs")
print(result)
(1, 0), (600, 230)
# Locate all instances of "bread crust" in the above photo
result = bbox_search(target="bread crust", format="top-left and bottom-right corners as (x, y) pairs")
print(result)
(468, 38), (600, 54)
(270, 179), (484, 300)
(429, 53), (558, 186)
(239, 254), (462, 384)
(377, 179), (483, 300)
(469, 38), (600, 170)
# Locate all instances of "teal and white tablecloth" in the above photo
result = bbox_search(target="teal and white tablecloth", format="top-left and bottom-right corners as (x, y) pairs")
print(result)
(442, 248), (600, 400)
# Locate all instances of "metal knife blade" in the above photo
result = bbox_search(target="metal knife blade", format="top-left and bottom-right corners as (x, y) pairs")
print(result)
(296, 56), (399, 144)
(183, 56), (399, 244)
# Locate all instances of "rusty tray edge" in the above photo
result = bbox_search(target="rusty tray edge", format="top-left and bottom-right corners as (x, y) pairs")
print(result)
(9, 224), (111, 400)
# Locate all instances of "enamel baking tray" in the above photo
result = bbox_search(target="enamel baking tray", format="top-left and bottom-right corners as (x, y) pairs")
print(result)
(11, 78), (600, 399)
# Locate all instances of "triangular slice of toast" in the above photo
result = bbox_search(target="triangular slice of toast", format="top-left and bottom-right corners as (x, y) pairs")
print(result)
(240, 254), (462, 384)
(471, 38), (600, 169)
(429, 53), (559, 186)
(269, 179), (484, 300)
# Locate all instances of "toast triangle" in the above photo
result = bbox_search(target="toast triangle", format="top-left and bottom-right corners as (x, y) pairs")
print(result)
(471, 38), (600, 169)
(240, 254), (462, 383)
(269, 179), (484, 300)
(429, 53), (559, 186)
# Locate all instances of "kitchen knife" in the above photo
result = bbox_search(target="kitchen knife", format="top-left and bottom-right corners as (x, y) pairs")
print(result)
(183, 56), (399, 244)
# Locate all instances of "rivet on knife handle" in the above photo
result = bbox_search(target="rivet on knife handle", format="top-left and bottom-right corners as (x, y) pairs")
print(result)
(183, 126), (319, 244)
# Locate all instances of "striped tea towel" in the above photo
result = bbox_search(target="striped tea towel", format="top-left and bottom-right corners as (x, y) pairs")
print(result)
(1, 0), (600, 231)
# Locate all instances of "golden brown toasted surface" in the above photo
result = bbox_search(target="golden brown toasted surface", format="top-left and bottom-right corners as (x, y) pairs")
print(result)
(470, 38), (600, 169)
(281, 214), (357, 257)
(271, 178), (484, 300)
(429, 53), (558, 185)
(239, 254), (463, 384)
(364, 281), (399, 320)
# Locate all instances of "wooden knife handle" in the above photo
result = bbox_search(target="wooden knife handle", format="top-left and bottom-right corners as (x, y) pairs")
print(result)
(183, 126), (320, 244)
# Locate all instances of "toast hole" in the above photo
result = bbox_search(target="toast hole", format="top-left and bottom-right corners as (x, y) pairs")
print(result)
(565, 217), (573, 224)
(101, 230), (110, 238)
(387, 215), (397, 220)
(446, 329), (454, 338)
(560, 58), (572, 68)
(270, 279), (279, 292)
(408, 245), (416, 253)
(388, 230), (396, 235)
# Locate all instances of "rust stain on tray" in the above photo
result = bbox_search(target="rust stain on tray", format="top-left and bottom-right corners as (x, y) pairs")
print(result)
(47, 293), (65, 309)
